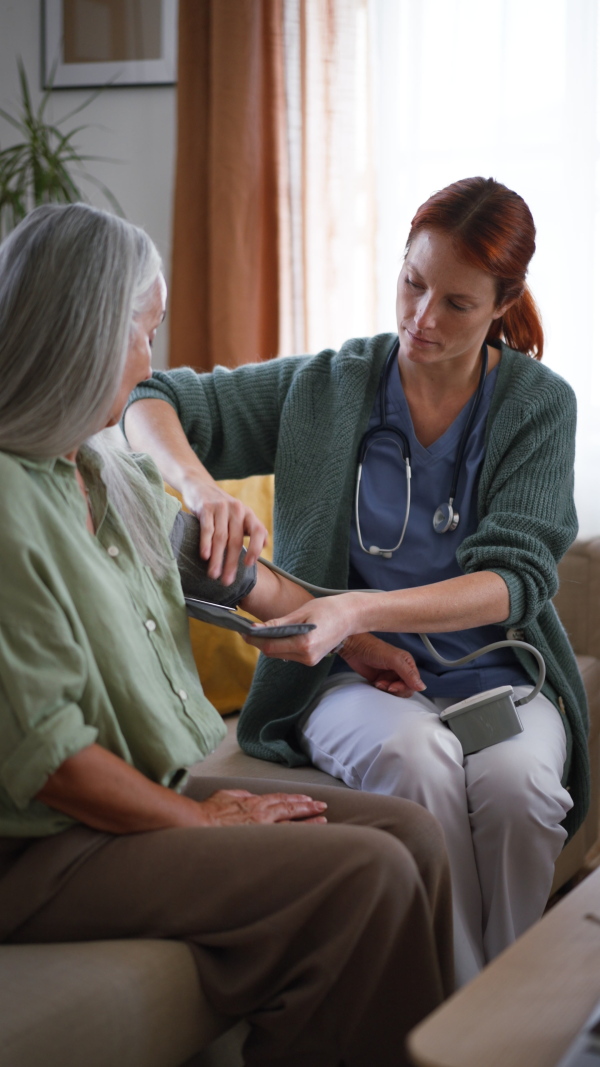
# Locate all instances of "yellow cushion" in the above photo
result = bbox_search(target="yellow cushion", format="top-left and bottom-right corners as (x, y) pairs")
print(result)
(166, 476), (274, 714)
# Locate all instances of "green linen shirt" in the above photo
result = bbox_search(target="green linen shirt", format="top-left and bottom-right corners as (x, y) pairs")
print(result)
(0, 445), (226, 838)
(126, 334), (589, 841)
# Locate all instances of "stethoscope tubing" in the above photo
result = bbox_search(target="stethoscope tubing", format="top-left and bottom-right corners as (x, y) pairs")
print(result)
(355, 338), (488, 552)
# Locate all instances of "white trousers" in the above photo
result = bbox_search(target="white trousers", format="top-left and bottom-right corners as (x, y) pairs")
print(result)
(300, 677), (573, 987)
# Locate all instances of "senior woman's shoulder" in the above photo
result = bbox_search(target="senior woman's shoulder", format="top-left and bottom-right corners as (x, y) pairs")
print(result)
(0, 449), (56, 502)
(0, 451), (62, 548)
(108, 447), (181, 528)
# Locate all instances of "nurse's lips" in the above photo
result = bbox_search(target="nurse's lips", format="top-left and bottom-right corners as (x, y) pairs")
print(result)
(405, 327), (438, 346)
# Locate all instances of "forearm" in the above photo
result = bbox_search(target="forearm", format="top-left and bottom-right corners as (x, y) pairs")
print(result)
(240, 562), (312, 620)
(124, 398), (213, 495)
(36, 743), (205, 833)
(247, 571), (511, 668)
(348, 571), (510, 635)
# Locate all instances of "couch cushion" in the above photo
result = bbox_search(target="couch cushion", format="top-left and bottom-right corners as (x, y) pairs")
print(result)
(190, 714), (347, 788)
(0, 940), (229, 1067)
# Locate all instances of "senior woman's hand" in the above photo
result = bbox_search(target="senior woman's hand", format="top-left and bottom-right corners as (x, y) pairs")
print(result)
(36, 744), (328, 833)
(196, 789), (328, 825)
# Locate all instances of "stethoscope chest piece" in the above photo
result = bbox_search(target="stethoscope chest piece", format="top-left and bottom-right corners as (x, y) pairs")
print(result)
(433, 501), (460, 534)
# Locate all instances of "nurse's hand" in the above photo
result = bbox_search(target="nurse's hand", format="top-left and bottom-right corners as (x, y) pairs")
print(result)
(245, 593), (359, 665)
(245, 596), (425, 696)
(180, 472), (268, 586)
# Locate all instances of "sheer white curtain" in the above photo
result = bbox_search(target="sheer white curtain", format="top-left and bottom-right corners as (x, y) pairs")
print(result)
(281, 0), (600, 535)
(279, 0), (377, 355)
(368, 0), (600, 536)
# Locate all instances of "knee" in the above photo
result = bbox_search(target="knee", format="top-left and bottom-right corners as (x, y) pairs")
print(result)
(368, 720), (463, 791)
(335, 824), (423, 901)
(468, 746), (569, 834)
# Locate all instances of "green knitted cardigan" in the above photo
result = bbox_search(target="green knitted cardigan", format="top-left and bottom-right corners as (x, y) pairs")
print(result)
(128, 334), (589, 839)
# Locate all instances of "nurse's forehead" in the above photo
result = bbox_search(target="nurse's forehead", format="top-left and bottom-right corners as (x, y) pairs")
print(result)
(405, 236), (493, 297)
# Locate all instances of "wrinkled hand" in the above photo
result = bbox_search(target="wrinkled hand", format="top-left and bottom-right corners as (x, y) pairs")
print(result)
(180, 474), (268, 586)
(340, 633), (425, 697)
(195, 789), (327, 826)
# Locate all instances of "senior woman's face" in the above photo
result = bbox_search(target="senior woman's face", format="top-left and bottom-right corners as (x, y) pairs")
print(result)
(106, 273), (167, 427)
(396, 229), (505, 369)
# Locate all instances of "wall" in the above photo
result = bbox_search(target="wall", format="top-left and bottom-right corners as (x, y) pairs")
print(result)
(0, 0), (176, 369)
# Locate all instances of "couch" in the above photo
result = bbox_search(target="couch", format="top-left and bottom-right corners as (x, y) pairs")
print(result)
(1, 536), (599, 1067)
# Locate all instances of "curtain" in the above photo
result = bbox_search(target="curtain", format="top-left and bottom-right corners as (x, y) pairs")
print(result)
(170, 0), (372, 368)
(170, 0), (285, 370)
(367, 0), (600, 537)
(279, 0), (376, 355)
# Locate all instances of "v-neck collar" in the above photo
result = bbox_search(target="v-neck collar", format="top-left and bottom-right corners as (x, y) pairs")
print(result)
(385, 357), (499, 463)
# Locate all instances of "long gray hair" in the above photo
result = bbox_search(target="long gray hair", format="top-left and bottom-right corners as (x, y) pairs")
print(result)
(0, 203), (170, 576)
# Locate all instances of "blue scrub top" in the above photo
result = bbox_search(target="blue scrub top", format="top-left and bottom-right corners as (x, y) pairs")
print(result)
(337, 349), (530, 698)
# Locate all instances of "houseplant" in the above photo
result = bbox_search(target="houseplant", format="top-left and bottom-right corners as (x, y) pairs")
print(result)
(0, 60), (121, 239)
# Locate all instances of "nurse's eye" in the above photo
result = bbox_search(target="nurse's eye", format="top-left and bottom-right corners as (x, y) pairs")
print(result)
(448, 300), (469, 312)
(405, 276), (423, 290)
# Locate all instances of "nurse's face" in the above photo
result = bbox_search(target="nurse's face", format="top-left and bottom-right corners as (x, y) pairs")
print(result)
(396, 228), (506, 368)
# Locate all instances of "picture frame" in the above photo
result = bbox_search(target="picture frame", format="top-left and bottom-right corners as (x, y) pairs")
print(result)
(42, 0), (178, 89)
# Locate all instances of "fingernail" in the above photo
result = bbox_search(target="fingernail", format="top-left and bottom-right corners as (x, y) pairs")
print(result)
(416, 682), (427, 691)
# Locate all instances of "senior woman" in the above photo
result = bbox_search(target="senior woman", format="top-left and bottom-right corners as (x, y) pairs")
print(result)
(0, 203), (454, 1067)
(124, 177), (588, 986)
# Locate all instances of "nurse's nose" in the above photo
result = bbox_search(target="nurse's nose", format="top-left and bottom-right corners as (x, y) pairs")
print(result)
(414, 296), (436, 330)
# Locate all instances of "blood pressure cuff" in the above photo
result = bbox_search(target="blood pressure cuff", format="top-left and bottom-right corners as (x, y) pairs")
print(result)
(169, 510), (258, 607)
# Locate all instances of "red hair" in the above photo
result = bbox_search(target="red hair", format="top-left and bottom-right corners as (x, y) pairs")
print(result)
(407, 177), (543, 359)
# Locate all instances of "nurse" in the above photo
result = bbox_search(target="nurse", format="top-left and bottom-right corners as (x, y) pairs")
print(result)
(124, 177), (588, 985)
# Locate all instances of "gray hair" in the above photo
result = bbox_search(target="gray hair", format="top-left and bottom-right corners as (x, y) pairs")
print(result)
(0, 203), (170, 576)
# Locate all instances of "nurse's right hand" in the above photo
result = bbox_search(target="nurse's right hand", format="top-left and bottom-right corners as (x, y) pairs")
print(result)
(180, 471), (269, 587)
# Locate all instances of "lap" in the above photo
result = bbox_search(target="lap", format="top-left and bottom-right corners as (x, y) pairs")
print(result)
(184, 773), (446, 855)
(302, 679), (569, 796)
(0, 773), (446, 946)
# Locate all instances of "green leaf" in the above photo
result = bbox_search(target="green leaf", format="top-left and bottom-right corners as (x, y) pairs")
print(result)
(0, 107), (27, 134)
(0, 59), (124, 229)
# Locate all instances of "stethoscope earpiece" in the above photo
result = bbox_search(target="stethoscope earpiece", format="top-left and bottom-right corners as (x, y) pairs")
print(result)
(368, 546), (393, 558)
(433, 502), (460, 535)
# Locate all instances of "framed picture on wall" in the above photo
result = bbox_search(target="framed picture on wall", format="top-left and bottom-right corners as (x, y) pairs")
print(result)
(42, 0), (178, 89)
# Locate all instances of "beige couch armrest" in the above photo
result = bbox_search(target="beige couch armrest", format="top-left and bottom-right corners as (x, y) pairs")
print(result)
(555, 539), (600, 660)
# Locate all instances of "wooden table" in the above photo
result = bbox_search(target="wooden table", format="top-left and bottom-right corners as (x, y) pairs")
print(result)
(408, 867), (600, 1067)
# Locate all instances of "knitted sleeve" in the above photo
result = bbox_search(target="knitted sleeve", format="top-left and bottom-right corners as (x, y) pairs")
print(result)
(125, 356), (312, 480)
(457, 364), (578, 627)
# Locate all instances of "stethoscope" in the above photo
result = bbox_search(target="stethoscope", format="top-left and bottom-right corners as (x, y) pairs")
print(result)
(354, 338), (489, 558)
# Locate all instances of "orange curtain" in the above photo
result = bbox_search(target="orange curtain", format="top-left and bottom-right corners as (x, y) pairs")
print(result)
(170, 0), (375, 370)
(170, 0), (285, 370)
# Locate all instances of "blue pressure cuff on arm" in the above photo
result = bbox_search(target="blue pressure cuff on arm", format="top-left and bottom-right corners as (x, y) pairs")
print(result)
(169, 510), (257, 607)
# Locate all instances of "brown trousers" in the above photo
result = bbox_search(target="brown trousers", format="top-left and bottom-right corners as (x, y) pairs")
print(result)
(0, 777), (453, 1067)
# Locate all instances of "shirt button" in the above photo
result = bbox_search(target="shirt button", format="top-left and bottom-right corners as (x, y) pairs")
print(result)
(107, 546), (119, 558)
(145, 620), (157, 632)
(178, 689), (188, 701)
